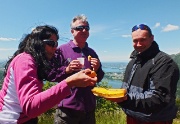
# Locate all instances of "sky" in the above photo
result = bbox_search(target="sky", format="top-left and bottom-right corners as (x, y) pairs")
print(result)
(0, 1), (180, 62)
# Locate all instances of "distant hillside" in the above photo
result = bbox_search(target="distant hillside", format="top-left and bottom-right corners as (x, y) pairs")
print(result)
(1, 53), (180, 95)
(0, 61), (5, 87)
(170, 53), (180, 98)
(171, 53), (180, 69)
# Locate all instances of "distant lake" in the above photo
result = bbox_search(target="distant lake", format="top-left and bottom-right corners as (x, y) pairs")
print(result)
(101, 79), (122, 88)
(101, 62), (127, 88)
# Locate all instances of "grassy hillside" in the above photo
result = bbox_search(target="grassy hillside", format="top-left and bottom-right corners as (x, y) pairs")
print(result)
(171, 53), (180, 98)
(171, 53), (180, 68)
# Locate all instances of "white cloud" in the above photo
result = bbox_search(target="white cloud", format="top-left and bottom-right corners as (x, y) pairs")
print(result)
(0, 48), (16, 60)
(121, 34), (131, 38)
(0, 37), (17, 41)
(90, 25), (107, 34)
(162, 24), (179, 32)
(163, 48), (180, 55)
(112, 28), (122, 31)
(154, 23), (160, 28)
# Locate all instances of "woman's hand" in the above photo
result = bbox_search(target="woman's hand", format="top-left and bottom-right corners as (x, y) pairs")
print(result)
(65, 69), (97, 87)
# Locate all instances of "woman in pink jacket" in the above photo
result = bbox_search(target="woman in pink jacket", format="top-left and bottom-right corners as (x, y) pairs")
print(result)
(0, 25), (97, 124)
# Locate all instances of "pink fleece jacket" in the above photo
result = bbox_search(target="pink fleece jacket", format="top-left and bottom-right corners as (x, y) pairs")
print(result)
(0, 52), (71, 123)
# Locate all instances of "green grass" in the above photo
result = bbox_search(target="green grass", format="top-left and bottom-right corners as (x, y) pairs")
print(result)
(38, 82), (180, 124)
(95, 109), (126, 124)
(38, 109), (180, 124)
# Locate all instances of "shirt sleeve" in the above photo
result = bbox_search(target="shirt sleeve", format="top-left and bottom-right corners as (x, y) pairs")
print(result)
(14, 54), (71, 118)
(46, 48), (71, 82)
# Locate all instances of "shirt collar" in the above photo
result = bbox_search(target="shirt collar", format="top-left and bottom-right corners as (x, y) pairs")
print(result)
(68, 40), (89, 50)
(130, 41), (160, 62)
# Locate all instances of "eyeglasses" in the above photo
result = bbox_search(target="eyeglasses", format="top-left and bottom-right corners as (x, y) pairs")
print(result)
(72, 26), (90, 31)
(132, 24), (152, 35)
(43, 39), (58, 47)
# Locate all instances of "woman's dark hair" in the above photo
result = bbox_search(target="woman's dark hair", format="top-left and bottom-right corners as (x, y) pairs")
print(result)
(4, 25), (59, 80)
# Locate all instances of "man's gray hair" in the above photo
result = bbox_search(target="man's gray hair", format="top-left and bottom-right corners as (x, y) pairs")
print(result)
(70, 14), (89, 28)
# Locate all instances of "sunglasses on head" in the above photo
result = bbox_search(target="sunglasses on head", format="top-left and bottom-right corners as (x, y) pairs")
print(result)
(43, 39), (58, 48)
(132, 24), (152, 35)
(72, 26), (90, 31)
